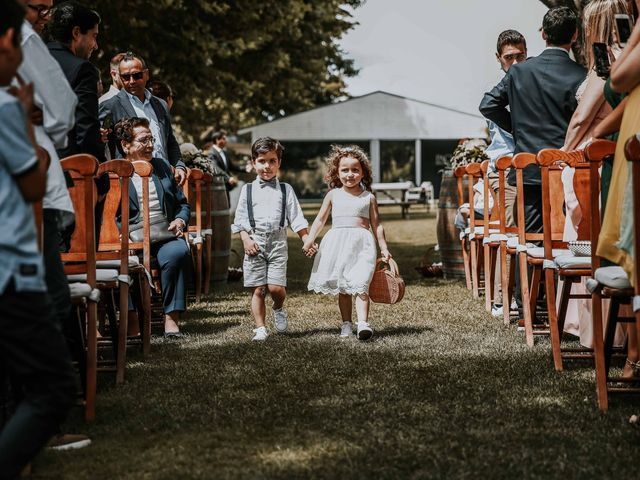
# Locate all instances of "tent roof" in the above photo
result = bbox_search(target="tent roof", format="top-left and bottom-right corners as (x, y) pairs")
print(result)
(238, 91), (486, 141)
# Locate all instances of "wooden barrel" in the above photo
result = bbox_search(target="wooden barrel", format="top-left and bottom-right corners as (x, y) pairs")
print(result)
(211, 174), (231, 284)
(436, 170), (467, 279)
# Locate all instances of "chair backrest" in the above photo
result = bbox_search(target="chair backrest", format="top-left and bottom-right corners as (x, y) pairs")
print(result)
(584, 140), (614, 272)
(202, 172), (213, 232)
(97, 160), (135, 275)
(184, 168), (204, 236)
(480, 160), (499, 229)
(537, 149), (573, 258)
(60, 154), (99, 285)
(495, 156), (517, 236)
(129, 160), (154, 272)
(465, 162), (482, 231)
(512, 152), (544, 245)
(454, 166), (468, 206)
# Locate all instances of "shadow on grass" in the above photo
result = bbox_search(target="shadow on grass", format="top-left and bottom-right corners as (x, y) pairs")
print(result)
(376, 325), (433, 337)
(182, 320), (241, 336)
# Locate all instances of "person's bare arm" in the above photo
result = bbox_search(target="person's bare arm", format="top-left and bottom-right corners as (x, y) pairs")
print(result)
(303, 191), (332, 252)
(563, 73), (606, 150)
(593, 96), (629, 138)
(369, 195), (391, 262)
(610, 20), (640, 92)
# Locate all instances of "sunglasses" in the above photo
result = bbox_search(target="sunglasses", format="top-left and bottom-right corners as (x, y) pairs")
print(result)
(120, 70), (146, 82)
(27, 3), (52, 17)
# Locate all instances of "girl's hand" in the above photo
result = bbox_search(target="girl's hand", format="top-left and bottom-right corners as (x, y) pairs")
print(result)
(302, 242), (318, 257)
(243, 238), (260, 256)
(380, 249), (392, 263)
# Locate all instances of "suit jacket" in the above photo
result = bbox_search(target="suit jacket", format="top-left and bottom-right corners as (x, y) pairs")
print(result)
(117, 157), (190, 228)
(479, 49), (586, 185)
(208, 147), (240, 190)
(99, 89), (185, 171)
(47, 41), (108, 194)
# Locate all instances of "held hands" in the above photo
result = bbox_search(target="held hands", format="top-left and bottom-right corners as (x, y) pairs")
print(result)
(380, 248), (392, 263)
(243, 238), (260, 256)
(302, 239), (319, 257)
(168, 218), (186, 238)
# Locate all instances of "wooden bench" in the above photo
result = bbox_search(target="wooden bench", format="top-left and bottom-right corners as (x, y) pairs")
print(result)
(371, 182), (418, 218)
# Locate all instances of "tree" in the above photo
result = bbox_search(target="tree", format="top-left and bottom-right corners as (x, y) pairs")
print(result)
(88, 0), (363, 139)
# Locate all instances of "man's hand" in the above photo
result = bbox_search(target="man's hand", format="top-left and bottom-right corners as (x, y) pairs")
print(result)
(174, 167), (187, 186)
(302, 239), (318, 257)
(243, 238), (260, 256)
(228, 176), (238, 187)
(8, 75), (34, 115)
(168, 218), (186, 237)
(31, 107), (43, 126)
(100, 128), (111, 144)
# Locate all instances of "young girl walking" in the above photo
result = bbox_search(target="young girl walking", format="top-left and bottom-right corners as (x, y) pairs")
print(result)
(303, 145), (392, 340)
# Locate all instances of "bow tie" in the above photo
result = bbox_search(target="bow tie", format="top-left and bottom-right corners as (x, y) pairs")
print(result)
(259, 178), (278, 188)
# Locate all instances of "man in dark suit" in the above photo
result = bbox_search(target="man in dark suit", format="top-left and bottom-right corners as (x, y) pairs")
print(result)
(207, 129), (240, 192)
(46, 1), (108, 196)
(479, 6), (586, 233)
(99, 51), (187, 185)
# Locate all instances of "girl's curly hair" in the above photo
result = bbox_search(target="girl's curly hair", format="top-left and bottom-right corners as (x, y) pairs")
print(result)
(323, 144), (373, 191)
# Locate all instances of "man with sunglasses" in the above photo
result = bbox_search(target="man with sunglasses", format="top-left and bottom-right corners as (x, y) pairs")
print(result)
(99, 52), (187, 186)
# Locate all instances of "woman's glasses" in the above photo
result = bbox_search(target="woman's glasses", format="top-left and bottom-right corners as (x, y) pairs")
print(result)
(134, 136), (155, 146)
(120, 71), (146, 82)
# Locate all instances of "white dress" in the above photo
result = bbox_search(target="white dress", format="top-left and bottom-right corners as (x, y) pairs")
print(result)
(307, 188), (377, 295)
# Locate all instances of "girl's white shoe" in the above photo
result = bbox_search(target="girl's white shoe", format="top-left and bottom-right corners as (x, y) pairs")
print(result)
(252, 326), (268, 341)
(356, 321), (373, 340)
(340, 321), (354, 338)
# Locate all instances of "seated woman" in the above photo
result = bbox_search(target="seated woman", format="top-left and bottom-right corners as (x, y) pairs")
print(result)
(114, 117), (191, 338)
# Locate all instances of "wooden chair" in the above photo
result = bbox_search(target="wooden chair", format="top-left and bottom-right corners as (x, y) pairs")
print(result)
(465, 162), (485, 298)
(512, 153), (548, 347)
(183, 168), (204, 302)
(480, 160), (501, 312)
(495, 156), (518, 325)
(60, 154), (99, 421)
(536, 149), (593, 369)
(587, 138), (640, 410)
(454, 166), (473, 290)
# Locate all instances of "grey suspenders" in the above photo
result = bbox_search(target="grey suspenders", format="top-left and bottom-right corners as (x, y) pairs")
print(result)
(247, 182), (287, 231)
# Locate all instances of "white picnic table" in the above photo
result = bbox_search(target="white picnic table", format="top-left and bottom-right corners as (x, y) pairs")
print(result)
(371, 181), (417, 218)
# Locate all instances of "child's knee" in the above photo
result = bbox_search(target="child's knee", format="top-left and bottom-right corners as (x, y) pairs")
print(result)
(252, 286), (267, 299)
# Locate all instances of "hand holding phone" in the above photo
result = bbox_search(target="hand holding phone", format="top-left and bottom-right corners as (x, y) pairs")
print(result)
(592, 42), (611, 79)
(102, 113), (114, 130)
(614, 13), (634, 47)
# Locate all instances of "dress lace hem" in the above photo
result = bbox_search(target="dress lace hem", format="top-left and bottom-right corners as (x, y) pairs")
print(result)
(307, 284), (369, 296)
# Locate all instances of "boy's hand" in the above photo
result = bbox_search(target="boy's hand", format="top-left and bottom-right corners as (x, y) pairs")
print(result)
(380, 249), (392, 263)
(302, 241), (318, 257)
(243, 238), (260, 256)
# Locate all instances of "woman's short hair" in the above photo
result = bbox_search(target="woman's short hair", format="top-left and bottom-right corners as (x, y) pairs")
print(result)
(114, 117), (150, 151)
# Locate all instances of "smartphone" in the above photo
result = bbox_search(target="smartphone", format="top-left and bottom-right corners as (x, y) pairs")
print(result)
(102, 113), (114, 130)
(592, 42), (610, 79)
(614, 13), (633, 47)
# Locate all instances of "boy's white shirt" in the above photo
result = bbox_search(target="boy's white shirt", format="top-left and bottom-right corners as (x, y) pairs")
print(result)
(232, 177), (308, 234)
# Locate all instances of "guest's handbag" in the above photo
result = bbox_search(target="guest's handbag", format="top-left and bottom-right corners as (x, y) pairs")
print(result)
(129, 216), (176, 245)
(369, 258), (405, 304)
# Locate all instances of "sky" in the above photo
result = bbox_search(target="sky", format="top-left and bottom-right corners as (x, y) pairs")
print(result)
(339, 0), (549, 117)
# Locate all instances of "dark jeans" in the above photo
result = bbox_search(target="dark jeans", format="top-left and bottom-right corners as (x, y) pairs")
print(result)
(154, 237), (191, 313)
(43, 209), (72, 333)
(0, 285), (75, 480)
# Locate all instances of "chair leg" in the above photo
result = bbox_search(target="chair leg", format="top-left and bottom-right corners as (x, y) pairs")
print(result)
(500, 243), (510, 325)
(484, 243), (493, 312)
(592, 289), (608, 411)
(519, 252), (534, 347)
(203, 235), (212, 295)
(556, 277), (572, 336)
(85, 301), (98, 421)
(195, 243), (203, 302)
(471, 240), (480, 298)
(603, 298), (621, 376)
(141, 275), (152, 357)
(545, 268), (562, 371)
(115, 284), (129, 385)
(461, 238), (472, 290)
(529, 264), (541, 323)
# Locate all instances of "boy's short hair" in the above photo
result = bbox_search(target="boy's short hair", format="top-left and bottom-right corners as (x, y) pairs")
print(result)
(496, 29), (526, 54)
(251, 137), (284, 161)
(0, 0), (24, 48)
(48, 1), (101, 45)
(542, 6), (578, 46)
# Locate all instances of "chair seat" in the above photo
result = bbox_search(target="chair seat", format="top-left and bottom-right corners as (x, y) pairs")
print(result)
(554, 254), (591, 269)
(469, 227), (499, 240)
(594, 266), (631, 289)
(507, 237), (519, 249)
(526, 247), (570, 259)
(96, 256), (140, 269)
(202, 228), (213, 236)
(69, 282), (101, 302)
(67, 268), (119, 283)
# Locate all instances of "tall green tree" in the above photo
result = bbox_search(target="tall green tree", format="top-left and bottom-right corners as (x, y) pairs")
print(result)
(88, 0), (362, 139)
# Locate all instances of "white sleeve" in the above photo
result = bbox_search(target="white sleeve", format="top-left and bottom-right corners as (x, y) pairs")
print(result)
(231, 184), (250, 233)
(285, 184), (309, 233)
(18, 34), (77, 150)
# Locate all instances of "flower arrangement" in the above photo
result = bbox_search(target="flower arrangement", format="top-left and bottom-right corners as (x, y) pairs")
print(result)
(448, 138), (489, 169)
(179, 142), (216, 175)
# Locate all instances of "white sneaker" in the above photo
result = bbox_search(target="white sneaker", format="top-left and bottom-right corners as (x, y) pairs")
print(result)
(491, 305), (504, 317)
(273, 308), (288, 333)
(356, 321), (373, 340)
(252, 326), (268, 341)
(340, 321), (354, 338)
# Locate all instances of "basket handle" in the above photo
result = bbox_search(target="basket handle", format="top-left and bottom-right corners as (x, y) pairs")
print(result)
(376, 257), (400, 277)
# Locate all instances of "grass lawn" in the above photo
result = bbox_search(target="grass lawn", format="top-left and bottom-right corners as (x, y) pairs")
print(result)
(35, 204), (640, 479)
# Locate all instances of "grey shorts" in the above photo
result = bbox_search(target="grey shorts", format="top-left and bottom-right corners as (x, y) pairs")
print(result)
(243, 229), (288, 287)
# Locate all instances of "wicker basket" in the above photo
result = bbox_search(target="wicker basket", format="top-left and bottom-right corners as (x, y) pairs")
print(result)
(568, 240), (591, 257)
(369, 258), (405, 304)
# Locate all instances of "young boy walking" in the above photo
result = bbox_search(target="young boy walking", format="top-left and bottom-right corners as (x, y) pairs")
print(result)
(232, 137), (316, 341)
